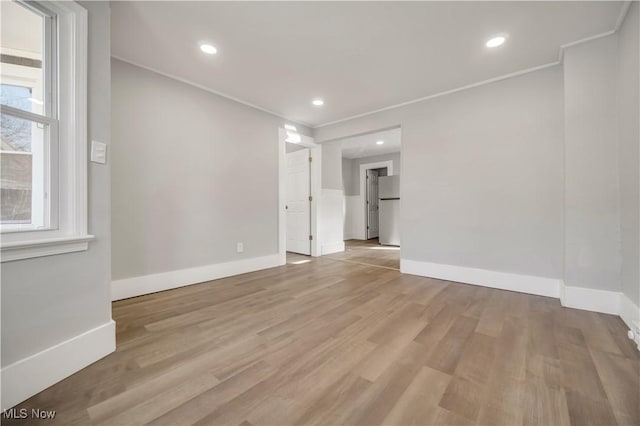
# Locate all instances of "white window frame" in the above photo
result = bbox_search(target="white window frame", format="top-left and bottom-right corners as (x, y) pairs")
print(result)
(1, 1), (92, 262)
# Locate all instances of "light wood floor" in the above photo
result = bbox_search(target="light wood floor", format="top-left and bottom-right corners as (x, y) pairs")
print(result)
(5, 252), (638, 426)
(326, 239), (400, 270)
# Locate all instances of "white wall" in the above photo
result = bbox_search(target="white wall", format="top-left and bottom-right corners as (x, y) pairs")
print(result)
(563, 35), (621, 293)
(1, 1), (113, 407)
(318, 141), (344, 252)
(285, 142), (306, 153)
(343, 152), (401, 196)
(112, 59), (311, 282)
(617, 3), (640, 315)
(617, 3), (639, 303)
(316, 66), (564, 281)
(321, 143), (343, 190)
(342, 157), (353, 195)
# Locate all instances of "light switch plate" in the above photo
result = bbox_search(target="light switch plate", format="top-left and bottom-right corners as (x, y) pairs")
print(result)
(90, 140), (107, 164)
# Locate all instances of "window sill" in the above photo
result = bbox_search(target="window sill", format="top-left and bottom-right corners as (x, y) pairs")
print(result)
(1, 234), (95, 262)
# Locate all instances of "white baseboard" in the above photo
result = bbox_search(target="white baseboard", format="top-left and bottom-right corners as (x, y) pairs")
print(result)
(620, 293), (640, 330)
(400, 258), (637, 323)
(560, 285), (622, 315)
(1, 320), (115, 410)
(400, 259), (561, 298)
(321, 241), (345, 255)
(344, 233), (365, 241)
(111, 254), (280, 301)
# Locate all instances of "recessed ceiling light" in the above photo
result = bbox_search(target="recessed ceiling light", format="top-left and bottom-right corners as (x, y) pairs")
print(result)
(284, 124), (297, 131)
(200, 44), (217, 54)
(485, 36), (506, 48)
(312, 99), (324, 106)
(376, 140), (384, 145)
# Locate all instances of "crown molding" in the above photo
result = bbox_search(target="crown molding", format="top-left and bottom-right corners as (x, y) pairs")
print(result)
(110, 55), (313, 129)
(556, 1), (630, 62)
(556, 30), (617, 62)
(615, 1), (633, 32)
(313, 61), (560, 129)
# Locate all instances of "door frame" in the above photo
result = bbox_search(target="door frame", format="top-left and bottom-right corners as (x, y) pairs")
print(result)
(279, 127), (321, 264)
(359, 160), (393, 241)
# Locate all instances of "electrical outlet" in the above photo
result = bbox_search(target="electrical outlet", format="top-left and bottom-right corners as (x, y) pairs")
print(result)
(236, 242), (243, 253)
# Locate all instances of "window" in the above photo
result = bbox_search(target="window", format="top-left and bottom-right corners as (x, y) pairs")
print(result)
(1, 1), (91, 262)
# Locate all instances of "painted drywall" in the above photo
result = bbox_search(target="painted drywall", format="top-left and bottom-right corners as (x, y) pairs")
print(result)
(315, 66), (564, 280)
(342, 158), (353, 195)
(343, 152), (401, 196)
(617, 2), (640, 306)
(317, 140), (344, 249)
(563, 35), (621, 293)
(111, 59), (311, 280)
(321, 143), (343, 190)
(1, 2), (113, 366)
(319, 189), (345, 253)
(285, 142), (306, 153)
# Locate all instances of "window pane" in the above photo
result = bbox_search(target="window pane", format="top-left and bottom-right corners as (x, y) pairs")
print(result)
(0, 1), (45, 115)
(1, 114), (47, 226)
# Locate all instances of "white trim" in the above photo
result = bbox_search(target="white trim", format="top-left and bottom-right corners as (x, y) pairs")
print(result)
(620, 294), (640, 331)
(400, 258), (635, 319)
(560, 285), (622, 315)
(557, 30), (616, 62)
(309, 142), (322, 257)
(1, 234), (94, 262)
(359, 160), (393, 240)
(278, 128), (287, 265)
(614, 1), (633, 32)
(314, 62), (560, 128)
(112, 55), (312, 129)
(111, 254), (280, 301)
(0, 1), (89, 262)
(1, 320), (115, 410)
(321, 241), (345, 256)
(620, 294), (640, 350)
(0, 106), (57, 126)
(400, 259), (561, 298)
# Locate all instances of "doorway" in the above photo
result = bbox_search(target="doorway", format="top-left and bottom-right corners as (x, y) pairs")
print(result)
(285, 146), (311, 255)
(365, 167), (388, 239)
(321, 126), (402, 270)
(359, 161), (393, 242)
(278, 127), (321, 264)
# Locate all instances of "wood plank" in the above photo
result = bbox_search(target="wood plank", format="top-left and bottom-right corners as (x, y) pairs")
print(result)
(5, 245), (636, 426)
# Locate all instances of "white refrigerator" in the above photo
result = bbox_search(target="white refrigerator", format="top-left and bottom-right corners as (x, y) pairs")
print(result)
(378, 176), (400, 246)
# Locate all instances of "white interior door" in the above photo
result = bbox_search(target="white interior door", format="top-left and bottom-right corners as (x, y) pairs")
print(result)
(366, 169), (379, 239)
(286, 148), (311, 255)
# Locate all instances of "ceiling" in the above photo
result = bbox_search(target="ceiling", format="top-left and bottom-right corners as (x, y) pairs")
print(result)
(339, 128), (401, 159)
(111, 1), (625, 127)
